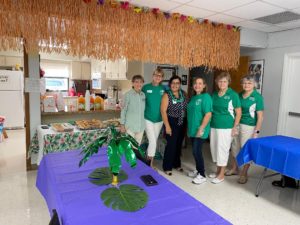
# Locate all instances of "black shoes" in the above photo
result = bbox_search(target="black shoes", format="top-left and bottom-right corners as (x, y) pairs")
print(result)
(272, 178), (299, 189)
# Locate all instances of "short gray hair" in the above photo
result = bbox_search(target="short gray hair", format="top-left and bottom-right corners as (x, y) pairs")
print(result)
(240, 75), (257, 88)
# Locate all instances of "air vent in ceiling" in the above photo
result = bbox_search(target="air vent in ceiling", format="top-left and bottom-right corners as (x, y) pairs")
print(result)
(254, 11), (300, 25)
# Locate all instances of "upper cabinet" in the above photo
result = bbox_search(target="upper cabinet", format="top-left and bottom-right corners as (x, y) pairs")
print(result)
(105, 59), (128, 80)
(90, 58), (128, 80)
(0, 56), (23, 67)
(81, 62), (91, 80)
(5, 56), (23, 67)
(0, 56), (6, 66)
(71, 61), (91, 80)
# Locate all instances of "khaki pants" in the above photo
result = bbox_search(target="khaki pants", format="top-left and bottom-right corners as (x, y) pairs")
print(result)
(231, 124), (255, 157)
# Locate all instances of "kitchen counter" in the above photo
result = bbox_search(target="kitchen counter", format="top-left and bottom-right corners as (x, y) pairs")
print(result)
(41, 109), (120, 116)
(41, 110), (121, 124)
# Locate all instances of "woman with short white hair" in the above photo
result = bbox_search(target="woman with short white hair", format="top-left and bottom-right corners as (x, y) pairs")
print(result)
(209, 72), (241, 184)
(227, 74), (264, 184)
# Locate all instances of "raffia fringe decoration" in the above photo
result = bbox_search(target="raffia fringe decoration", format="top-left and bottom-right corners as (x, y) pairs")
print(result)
(0, 0), (240, 70)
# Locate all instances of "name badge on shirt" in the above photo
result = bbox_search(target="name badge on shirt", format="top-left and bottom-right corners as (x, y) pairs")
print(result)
(147, 90), (153, 93)
(172, 100), (177, 104)
(196, 99), (202, 105)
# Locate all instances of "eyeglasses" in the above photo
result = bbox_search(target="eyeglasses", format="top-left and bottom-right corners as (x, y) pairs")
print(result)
(154, 74), (163, 78)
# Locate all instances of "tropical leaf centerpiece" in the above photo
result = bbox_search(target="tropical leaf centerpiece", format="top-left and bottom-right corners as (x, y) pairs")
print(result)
(79, 126), (149, 212)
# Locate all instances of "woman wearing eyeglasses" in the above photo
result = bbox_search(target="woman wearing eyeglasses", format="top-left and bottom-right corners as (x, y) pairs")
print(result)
(209, 72), (241, 184)
(142, 69), (165, 168)
(161, 75), (187, 176)
(229, 75), (264, 184)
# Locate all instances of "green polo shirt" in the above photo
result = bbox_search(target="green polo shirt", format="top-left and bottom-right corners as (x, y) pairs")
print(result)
(142, 83), (165, 123)
(211, 88), (241, 129)
(240, 90), (264, 126)
(120, 89), (145, 132)
(187, 93), (212, 139)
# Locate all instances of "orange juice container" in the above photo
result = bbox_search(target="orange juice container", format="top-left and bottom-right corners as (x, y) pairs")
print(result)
(78, 95), (85, 111)
(90, 96), (95, 111)
(94, 96), (103, 111)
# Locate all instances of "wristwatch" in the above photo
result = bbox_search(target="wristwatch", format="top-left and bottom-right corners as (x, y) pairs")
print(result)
(254, 130), (260, 134)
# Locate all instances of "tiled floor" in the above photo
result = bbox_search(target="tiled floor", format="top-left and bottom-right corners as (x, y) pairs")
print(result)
(0, 130), (299, 225)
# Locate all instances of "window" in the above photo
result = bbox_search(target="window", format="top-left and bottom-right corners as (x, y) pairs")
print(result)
(40, 60), (71, 91)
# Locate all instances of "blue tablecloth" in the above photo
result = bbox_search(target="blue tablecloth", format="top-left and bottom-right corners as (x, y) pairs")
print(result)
(237, 135), (300, 180)
(36, 149), (231, 225)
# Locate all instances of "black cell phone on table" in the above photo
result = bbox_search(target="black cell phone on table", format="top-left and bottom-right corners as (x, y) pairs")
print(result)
(41, 125), (49, 129)
(140, 175), (158, 186)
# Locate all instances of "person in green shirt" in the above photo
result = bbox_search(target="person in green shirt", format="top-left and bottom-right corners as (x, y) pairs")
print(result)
(142, 69), (165, 168)
(187, 77), (212, 185)
(228, 75), (264, 184)
(209, 72), (241, 184)
(120, 75), (145, 145)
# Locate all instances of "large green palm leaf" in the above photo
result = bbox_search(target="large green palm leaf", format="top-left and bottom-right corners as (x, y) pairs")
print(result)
(101, 184), (148, 212)
(88, 167), (128, 186)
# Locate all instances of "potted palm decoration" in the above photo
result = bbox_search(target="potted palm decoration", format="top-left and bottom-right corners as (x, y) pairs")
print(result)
(79, 126), (148, 212)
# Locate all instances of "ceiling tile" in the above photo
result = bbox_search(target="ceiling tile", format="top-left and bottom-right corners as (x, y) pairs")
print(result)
(277, 19), (300, 29)
(170, 5), (216, 18)
(129, 0), (180, 11)
(169, 0), (193, 4)
(224, 1), (285, 19)
(187, 0), (256, 12)
(206, 14), (244, 24)
(293, 7), (300, 14)
(262, 0), (300, 10)
(254, 25), (286, 32)
(234, 20), (271, 29)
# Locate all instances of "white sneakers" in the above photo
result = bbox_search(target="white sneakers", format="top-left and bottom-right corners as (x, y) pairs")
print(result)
(188, 171), (224, 184)
(208, 173), (225, 184)
(187, 170), (198, 178)
(211, 177), (224, 184)
(208, 173), (217, 178)
(192, 174), (207, 185)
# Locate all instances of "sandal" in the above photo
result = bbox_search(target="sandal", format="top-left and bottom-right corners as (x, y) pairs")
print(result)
(225, 170), (239, 176)
(164, 171), (172, 176)
(238, 175), (248, 184)
(151, 166), (158, 171)
(175, 167), (184, 172)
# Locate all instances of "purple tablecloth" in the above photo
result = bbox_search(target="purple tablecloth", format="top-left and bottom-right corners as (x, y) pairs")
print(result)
(36, 149), (231, 225)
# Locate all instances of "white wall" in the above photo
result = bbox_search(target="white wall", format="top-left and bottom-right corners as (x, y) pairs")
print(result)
(240, 28), (268, 48)
(241, 28), (300, 136)
(143, 62), (189, 92)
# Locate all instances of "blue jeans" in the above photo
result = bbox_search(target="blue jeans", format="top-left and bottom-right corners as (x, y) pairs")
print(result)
(191, 138), (205, 177)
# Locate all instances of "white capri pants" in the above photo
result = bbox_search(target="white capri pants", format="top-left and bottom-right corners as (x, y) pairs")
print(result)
(231, 124), (255, 157)
(126, 129), (144, 145)
(145, 120), (163, 157)
(210, 128), (232, 167)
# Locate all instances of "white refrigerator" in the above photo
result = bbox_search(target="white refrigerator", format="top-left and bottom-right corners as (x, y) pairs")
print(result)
(0, 70), (25, 129)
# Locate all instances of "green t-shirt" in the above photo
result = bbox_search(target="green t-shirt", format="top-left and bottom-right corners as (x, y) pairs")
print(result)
(211, 88), (241, 129)
(187, 93), (212, 139)
(142, 83), (165, 123)
(239, 90), (264, 126)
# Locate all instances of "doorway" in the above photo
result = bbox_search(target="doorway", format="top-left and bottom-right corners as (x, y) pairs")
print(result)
(277, 53), (300, 138)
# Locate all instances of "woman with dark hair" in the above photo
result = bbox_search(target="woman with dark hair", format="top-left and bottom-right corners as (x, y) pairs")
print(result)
(120, 75), (145, 145)
(187, 77), (212, 184)
(161, 75), (187, 176)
